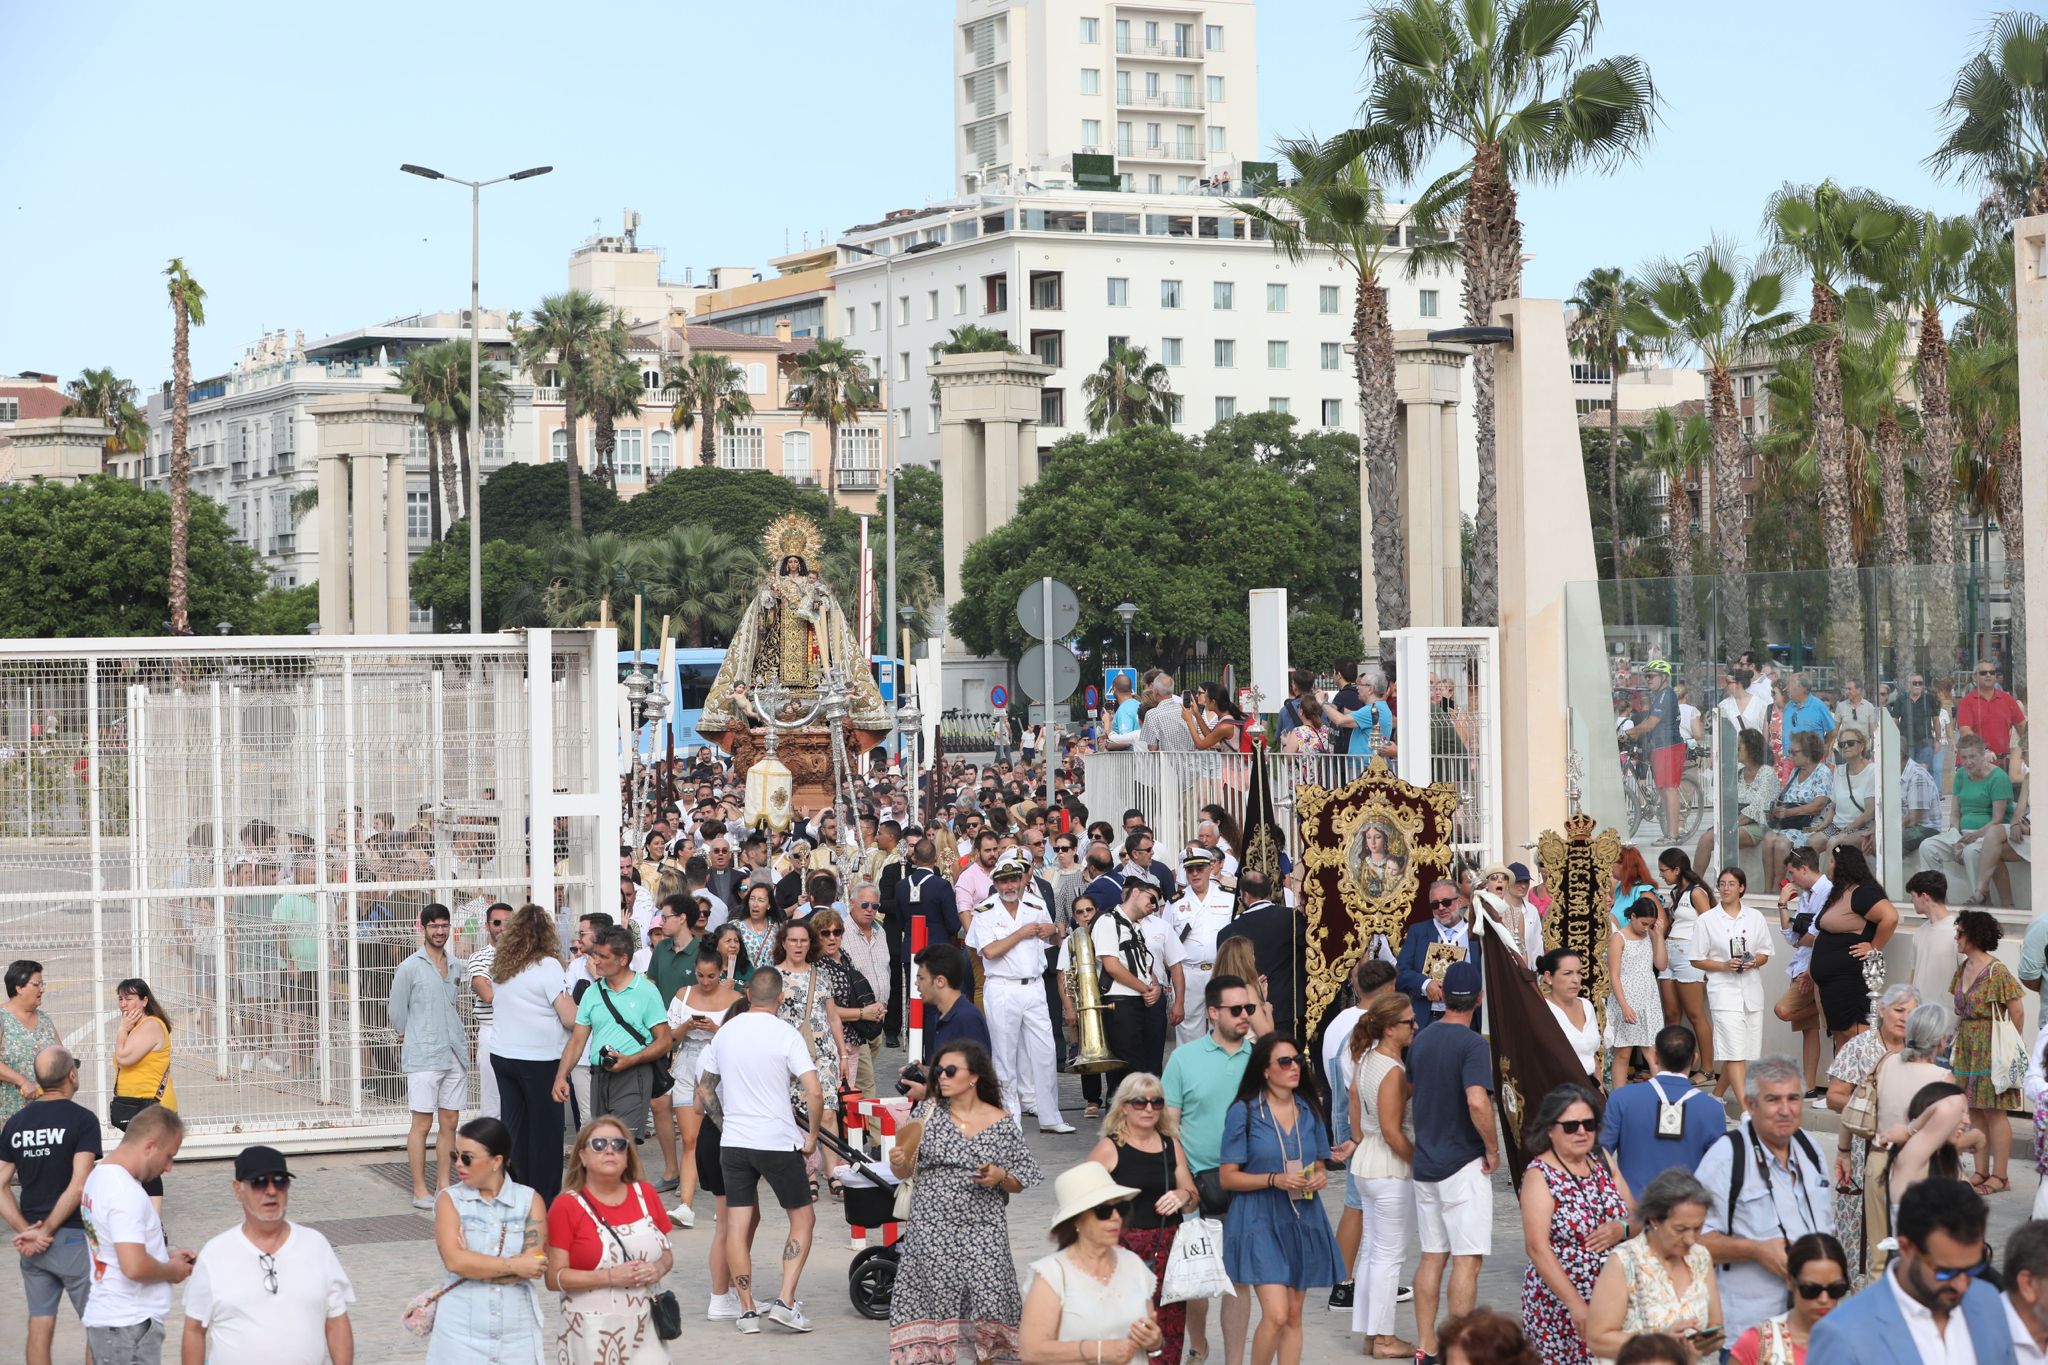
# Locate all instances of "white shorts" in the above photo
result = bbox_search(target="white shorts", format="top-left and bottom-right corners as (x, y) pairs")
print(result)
(1711, 1005), (1764, 1062)
(407, 1066), (467, 1114)
(1415, 1157), (1492, 1257)
(1663, 955), (1705, 985)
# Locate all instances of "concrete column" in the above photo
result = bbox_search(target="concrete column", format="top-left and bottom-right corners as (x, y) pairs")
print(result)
(350, 449), (386, 634)
(1395, 335), (1469, 629)
(939, 418), (972, 615)
(385, 452), (409, 632)
(317, 452), (349, 633)
(2015, 217), (2048, 920)
(1493, 299), (1598, 846)
(984, 417), (1020, 533)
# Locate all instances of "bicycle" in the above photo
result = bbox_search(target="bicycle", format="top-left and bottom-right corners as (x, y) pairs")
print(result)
(1618, 739), (1706, 844)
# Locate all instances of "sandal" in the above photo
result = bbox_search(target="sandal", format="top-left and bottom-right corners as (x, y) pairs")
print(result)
(1084, 1104), (1100, 1119)
(1980, 1174), (2010, 1194)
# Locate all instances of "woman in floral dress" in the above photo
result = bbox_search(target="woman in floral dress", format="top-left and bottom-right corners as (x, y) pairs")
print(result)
(771, 920), (841, 1099)
(888, 1041), (1043, 1363)
(1821, 983), (1917, 1277)
(0, 961), (60, 1122)
(1950, 909), (2024, 1193)
(1520, 1085), (1632, 1365)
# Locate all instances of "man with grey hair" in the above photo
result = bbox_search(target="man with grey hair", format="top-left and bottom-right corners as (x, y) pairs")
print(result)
(1, 1046), (100, 1365)
(1328, 666), (1397, 759)
(1695, 1054), (1836, 1343)
(1137, 673), (1194, 752)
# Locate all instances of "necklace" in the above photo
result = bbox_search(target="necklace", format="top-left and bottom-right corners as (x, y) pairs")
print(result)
(1068, 1247), (1117, 1284)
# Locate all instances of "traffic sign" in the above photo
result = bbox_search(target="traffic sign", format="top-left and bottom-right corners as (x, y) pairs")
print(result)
(989, 683), (1009, 710)
(1016, 579), (1080, 641)
(1018, 644), (1080, 702)
(1104, 667), (1137, 697)
(1026, 704), (1072, 726)
(1084, 684), (1100, 710)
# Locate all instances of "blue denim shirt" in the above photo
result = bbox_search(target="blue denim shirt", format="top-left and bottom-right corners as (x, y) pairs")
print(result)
(425, 1180), (543, 1365)
(389, 947), (465, 1074)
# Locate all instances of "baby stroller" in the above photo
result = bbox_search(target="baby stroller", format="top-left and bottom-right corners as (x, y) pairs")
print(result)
(808, 1112), (902, 1320)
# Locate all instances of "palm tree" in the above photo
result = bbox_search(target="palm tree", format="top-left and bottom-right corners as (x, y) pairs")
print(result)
(1354, 0), (1658, 624)
(447, 346), (513, 521)
(1928, 12), (2048, 221)
(165, 259), (207, 635)
(62, 367), (148, 476)
(1954, 235), (2024, 689)
(583, 331), (643, 490)
(393, 345), (457, 538)
(788, 340), (878, 511)
(1639, 408), (1709, 664)
(671, 352), (754, 467)
(541, 532), (641, 639)
(1628, 240), (1821, 654)
(1233, 133), (1409, 632)
(631, 525), (760, 647)
(1568, 268), (1651, 574)
(929, 324), (1020, 399)
(514, 291), (612, 533)
(1763, 182), (1903, 651)
(1081, 343), (1177, 436)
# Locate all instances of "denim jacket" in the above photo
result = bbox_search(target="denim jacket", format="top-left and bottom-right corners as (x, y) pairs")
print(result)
(389, 947), (465, 1074)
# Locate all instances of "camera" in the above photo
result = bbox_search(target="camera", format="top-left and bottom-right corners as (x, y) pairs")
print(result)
(896, 1064), (927, 1097)
(597, 1046), (622, 1072)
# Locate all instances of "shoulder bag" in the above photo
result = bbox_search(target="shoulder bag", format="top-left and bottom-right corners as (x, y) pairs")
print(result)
(597, 982), (675, 1098)
(108, 1026), (171, 1131)
(1193, 1102), (1255, 1217)
(1838, 1050), (1889, 1141)
(401, 1207), (506, 1338)
(578, 1189), (682, 1342)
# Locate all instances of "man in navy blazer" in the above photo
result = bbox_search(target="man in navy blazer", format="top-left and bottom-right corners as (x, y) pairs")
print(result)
(1598, 1023), (1727, 1200)
(1807, 1177), (2015, 1364)
(1395, 879), (1482, 1030)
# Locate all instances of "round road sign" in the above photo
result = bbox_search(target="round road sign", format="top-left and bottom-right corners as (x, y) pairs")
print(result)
(1016, 579), (1081, 641)
(1084, 684), (1100, 709)
(989, 684), (1009, 710)
(1018, 644), (1082, 703)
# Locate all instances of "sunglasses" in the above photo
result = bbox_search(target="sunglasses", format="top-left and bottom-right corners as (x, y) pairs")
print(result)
(585, 1136), (632, 1154)
(1796, 1279), (1851, 1300)
(1055, 844), (1075, 853)
(453, 1151), (489, 1167)
(1430, 897), (1458, 908)
(856, 900), (880, 908)
(259, 1250), (279, 1295)
(933, 1063), (967, 1079)
(1086, 1200), (1130, 1220)
(1928, 1256), (1990, 1283)
(1555, 1118), (1596, 1134)
(1137, 844), (1155, 853)
(1393, 1017), (1417, 1029)
(1127, 1096), (1166, 1110)
(1977, 669), (1997, 676)
(245, 1173), (292, 1192)
(1271, 1054), (1301, 1067)
(1216, 1003), (1256, 1017)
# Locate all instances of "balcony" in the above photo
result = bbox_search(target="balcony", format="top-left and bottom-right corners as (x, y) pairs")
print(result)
(273, 533), (296, 554)
(1114, 38), (1200, 60)
(1117, 139), (1202, 162)
(1114, 88), (1203, 111)
(839, 468), (880, 490)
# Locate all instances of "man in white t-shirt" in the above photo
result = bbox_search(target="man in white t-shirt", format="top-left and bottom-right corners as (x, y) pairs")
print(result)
(181, 1146), (354, 1365)
(79, 1105), (193, 1364)
(1691, 890), (1772, 1105)
(1905, 870), (1961, 1008)
(698, 969), (823, 1336)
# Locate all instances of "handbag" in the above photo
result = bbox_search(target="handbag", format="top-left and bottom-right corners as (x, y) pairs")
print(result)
(108, 1055), (171, 1131)
(595, 980), (675, 1098)
(1158, 1214), (1234, 1305)
(1992, 1016), (2028, 1096)
(578, 1190), (682, 1342)
(1194, 1103), (1256, 1216)
(401, 1213), (507, 1337)
(1839, 1050), (1889, 1141)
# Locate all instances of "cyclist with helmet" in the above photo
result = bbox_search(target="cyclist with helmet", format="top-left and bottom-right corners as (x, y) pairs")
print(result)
(1622, 661), (1685, 840)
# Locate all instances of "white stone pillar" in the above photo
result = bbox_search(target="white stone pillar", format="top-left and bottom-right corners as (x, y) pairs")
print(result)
(351, 449), (386, 634)
(984, 417), (1020, 534)
(2015, 217), (2048, 920)
(318, 451), (349, 633)
(1493, 300), (1598, 846)
(1395, 336), (1469, 630)
(385, 452), (409, 632)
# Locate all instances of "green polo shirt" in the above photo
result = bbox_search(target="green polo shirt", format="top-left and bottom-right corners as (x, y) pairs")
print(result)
(645, 935), (700, 1007)
(1161, 1032), (1253, 1172)
(575, 973), (667, 1062)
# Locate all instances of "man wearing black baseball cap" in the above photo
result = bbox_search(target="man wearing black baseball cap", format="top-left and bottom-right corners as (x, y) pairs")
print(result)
(181, 1145), (355, 1365)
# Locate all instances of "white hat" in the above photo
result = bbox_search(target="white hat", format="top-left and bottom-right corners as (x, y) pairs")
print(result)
(992, 849), (1033, 880)
(1047, 1161), (1142, 1230)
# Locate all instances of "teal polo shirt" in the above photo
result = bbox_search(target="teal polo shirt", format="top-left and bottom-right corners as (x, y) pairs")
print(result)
(575, 973), (668, 1062)
(1161, 1032), (1253, 1172)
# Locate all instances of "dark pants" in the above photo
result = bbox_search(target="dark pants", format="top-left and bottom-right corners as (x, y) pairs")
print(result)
(491, 1053), (563, 1203)
(1042, 965), (1066, 1064)
(883, 913), (908, 1038)
(1106, 995), (1168, 1097)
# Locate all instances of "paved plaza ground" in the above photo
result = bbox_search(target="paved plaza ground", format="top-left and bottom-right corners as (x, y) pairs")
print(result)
(10, 1053), (2045, 1362)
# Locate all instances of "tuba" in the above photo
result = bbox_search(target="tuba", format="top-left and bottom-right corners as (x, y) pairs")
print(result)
(1066, 923), (1122, 1074)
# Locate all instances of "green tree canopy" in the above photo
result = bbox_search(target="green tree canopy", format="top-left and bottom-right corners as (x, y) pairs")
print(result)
(246, 583), (320, 636)
(410, 534), (548, 632)
(952, 427), (1322, 671)
(475, 461), (620, 545)
(607, 465), (832, 546)
(0, 477), (266, 637)
(1199, 413), (1361, 623)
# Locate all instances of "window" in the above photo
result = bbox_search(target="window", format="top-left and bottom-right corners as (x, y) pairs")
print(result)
(869, 301), (882, 329)
(1740, 375), (1755, 399)
(893, 351), (909, 383)
(1269, 398), (1290, 415)
(1082, 117), (1101, 146)
(745, 362), (769, 395)
(1031, 271), (1063, 310)
(1144, 20), (1158, 45)
(1160, 337), (1182, 366)
(1322, 399), (1343, 427)
(483, 425), (505, 463)
(1165, 395), (1183, 425)
(1205, 23), (1223, 50)
(838, 426), (881, 487)
(1115, 18), (1128, 49)
(927, 403), (939, 434)
(1030, 330), (1063, 366)
(1080, 16), (1097, 43)
(407, 489), (432, 543)
(1215, 396), (1236, 421)
(926, 290), (938, 320)
(1107, 335), (1129, 356)
(984, 274), (1008, 313)
(1147, 174), (1162, 194)
(1321, 342), (1342, 371)
(1160, 279), (1182, 309)
(1214, 339), (1235, 368)
(1041, 388), (1065, 426)
(1267, 283), (1287, 312)
(954, 284), (968, 314)
(0, 399), (17, 423)
(718, 424), (764, 470)
(1208, 125), (1226, 153)
(844, 305), (857, 334)
(614, 429), (643, 479)
(1267, 340), (1288, 369)
(1213, 281), (1234, 310)
(649, 429), (673, 478)
(642, 368), (662, 390)
(410, 423), (428, 461)
(550, 429), (568, 463)
(1107, 277), (1129, 306)
(1116, 70), (1132, 104)
(781, 430), (813, 483)
(1177, 176), (1195, 192)
(1207, 75), (1224, 103)
(895, 295), (909, 327)
(1081, 69), (1100, 95)
(1419, 289), (1439, 318)
(1320, 285), (1341, 314)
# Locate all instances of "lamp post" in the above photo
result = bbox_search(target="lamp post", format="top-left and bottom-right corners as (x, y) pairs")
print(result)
(400, 162), (552, 634)
(897, 604), (917, 776)
(1115, 602), (1138, 668)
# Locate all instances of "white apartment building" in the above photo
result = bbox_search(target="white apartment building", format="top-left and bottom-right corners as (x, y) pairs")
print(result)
(955, 0), (1260, 195)
(127, 314), (542, 616)
(568, 212), (709, 327)
(830, 189), (1472, 475)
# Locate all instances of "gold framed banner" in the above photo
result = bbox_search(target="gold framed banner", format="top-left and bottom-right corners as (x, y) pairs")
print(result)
(1295, 758), (1460, 1042)
(1535, 812), (1624, 1040)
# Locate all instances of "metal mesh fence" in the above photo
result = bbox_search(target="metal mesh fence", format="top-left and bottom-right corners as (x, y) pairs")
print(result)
(0, 637), (604, 1154)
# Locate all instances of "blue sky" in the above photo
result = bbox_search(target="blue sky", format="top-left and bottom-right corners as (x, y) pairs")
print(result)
(3, 1), (2033, 389)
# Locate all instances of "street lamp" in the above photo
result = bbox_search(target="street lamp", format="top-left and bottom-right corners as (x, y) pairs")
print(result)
(1115, 602), (1138, 668)
(400, 161), (553, 634)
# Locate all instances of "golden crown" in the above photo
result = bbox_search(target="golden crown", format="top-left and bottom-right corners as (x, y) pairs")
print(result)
(1562, 810), (1598, 842)
(762, 511), (824, 563)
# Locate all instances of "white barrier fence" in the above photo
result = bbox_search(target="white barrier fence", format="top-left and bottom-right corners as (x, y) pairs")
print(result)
(0, 630), (618, 1156)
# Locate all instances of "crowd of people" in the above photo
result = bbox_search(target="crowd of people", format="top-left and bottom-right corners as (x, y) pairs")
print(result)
(4, 651), (2048, 1365)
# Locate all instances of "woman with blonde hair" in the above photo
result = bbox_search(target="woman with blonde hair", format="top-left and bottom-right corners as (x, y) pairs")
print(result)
(1086, 1074), (1198, 1365)
(546, 1114), (674, 1363)
(1214, 936), (1273, 1038)
(1347, 991), (1418, 1359)
(489, 904), (579, 1203)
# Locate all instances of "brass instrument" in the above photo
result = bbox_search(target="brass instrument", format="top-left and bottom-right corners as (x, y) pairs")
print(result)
(1066, 922), (1122, 1074)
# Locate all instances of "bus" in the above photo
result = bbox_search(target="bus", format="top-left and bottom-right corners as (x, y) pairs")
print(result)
(616, 647), (905, 759)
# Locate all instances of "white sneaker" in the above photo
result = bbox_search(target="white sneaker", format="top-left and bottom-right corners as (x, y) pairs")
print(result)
(735, 1310), (762, 1334)
(707, 1290), (743, 1320)
(1039, 1121), (1078, 1135)
(767, 1298), (813, 1332)
(672, 1201), (697, 1229)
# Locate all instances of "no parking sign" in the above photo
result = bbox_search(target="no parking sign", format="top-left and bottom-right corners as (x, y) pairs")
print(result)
(989, 684), (1009, 710)
(1083, 684), (1100, 710)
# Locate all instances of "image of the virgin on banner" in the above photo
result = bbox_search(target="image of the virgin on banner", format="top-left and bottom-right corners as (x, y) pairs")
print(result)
(1293, 757), (1460, 1045)
(1473, 888), (1597, 1189)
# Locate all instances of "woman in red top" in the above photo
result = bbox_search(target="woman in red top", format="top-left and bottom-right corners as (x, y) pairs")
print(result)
(545, 1115), (675, 1363)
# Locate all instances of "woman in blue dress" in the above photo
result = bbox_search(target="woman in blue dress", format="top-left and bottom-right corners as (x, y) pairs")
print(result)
(1218, 1033), (1346, 1365)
